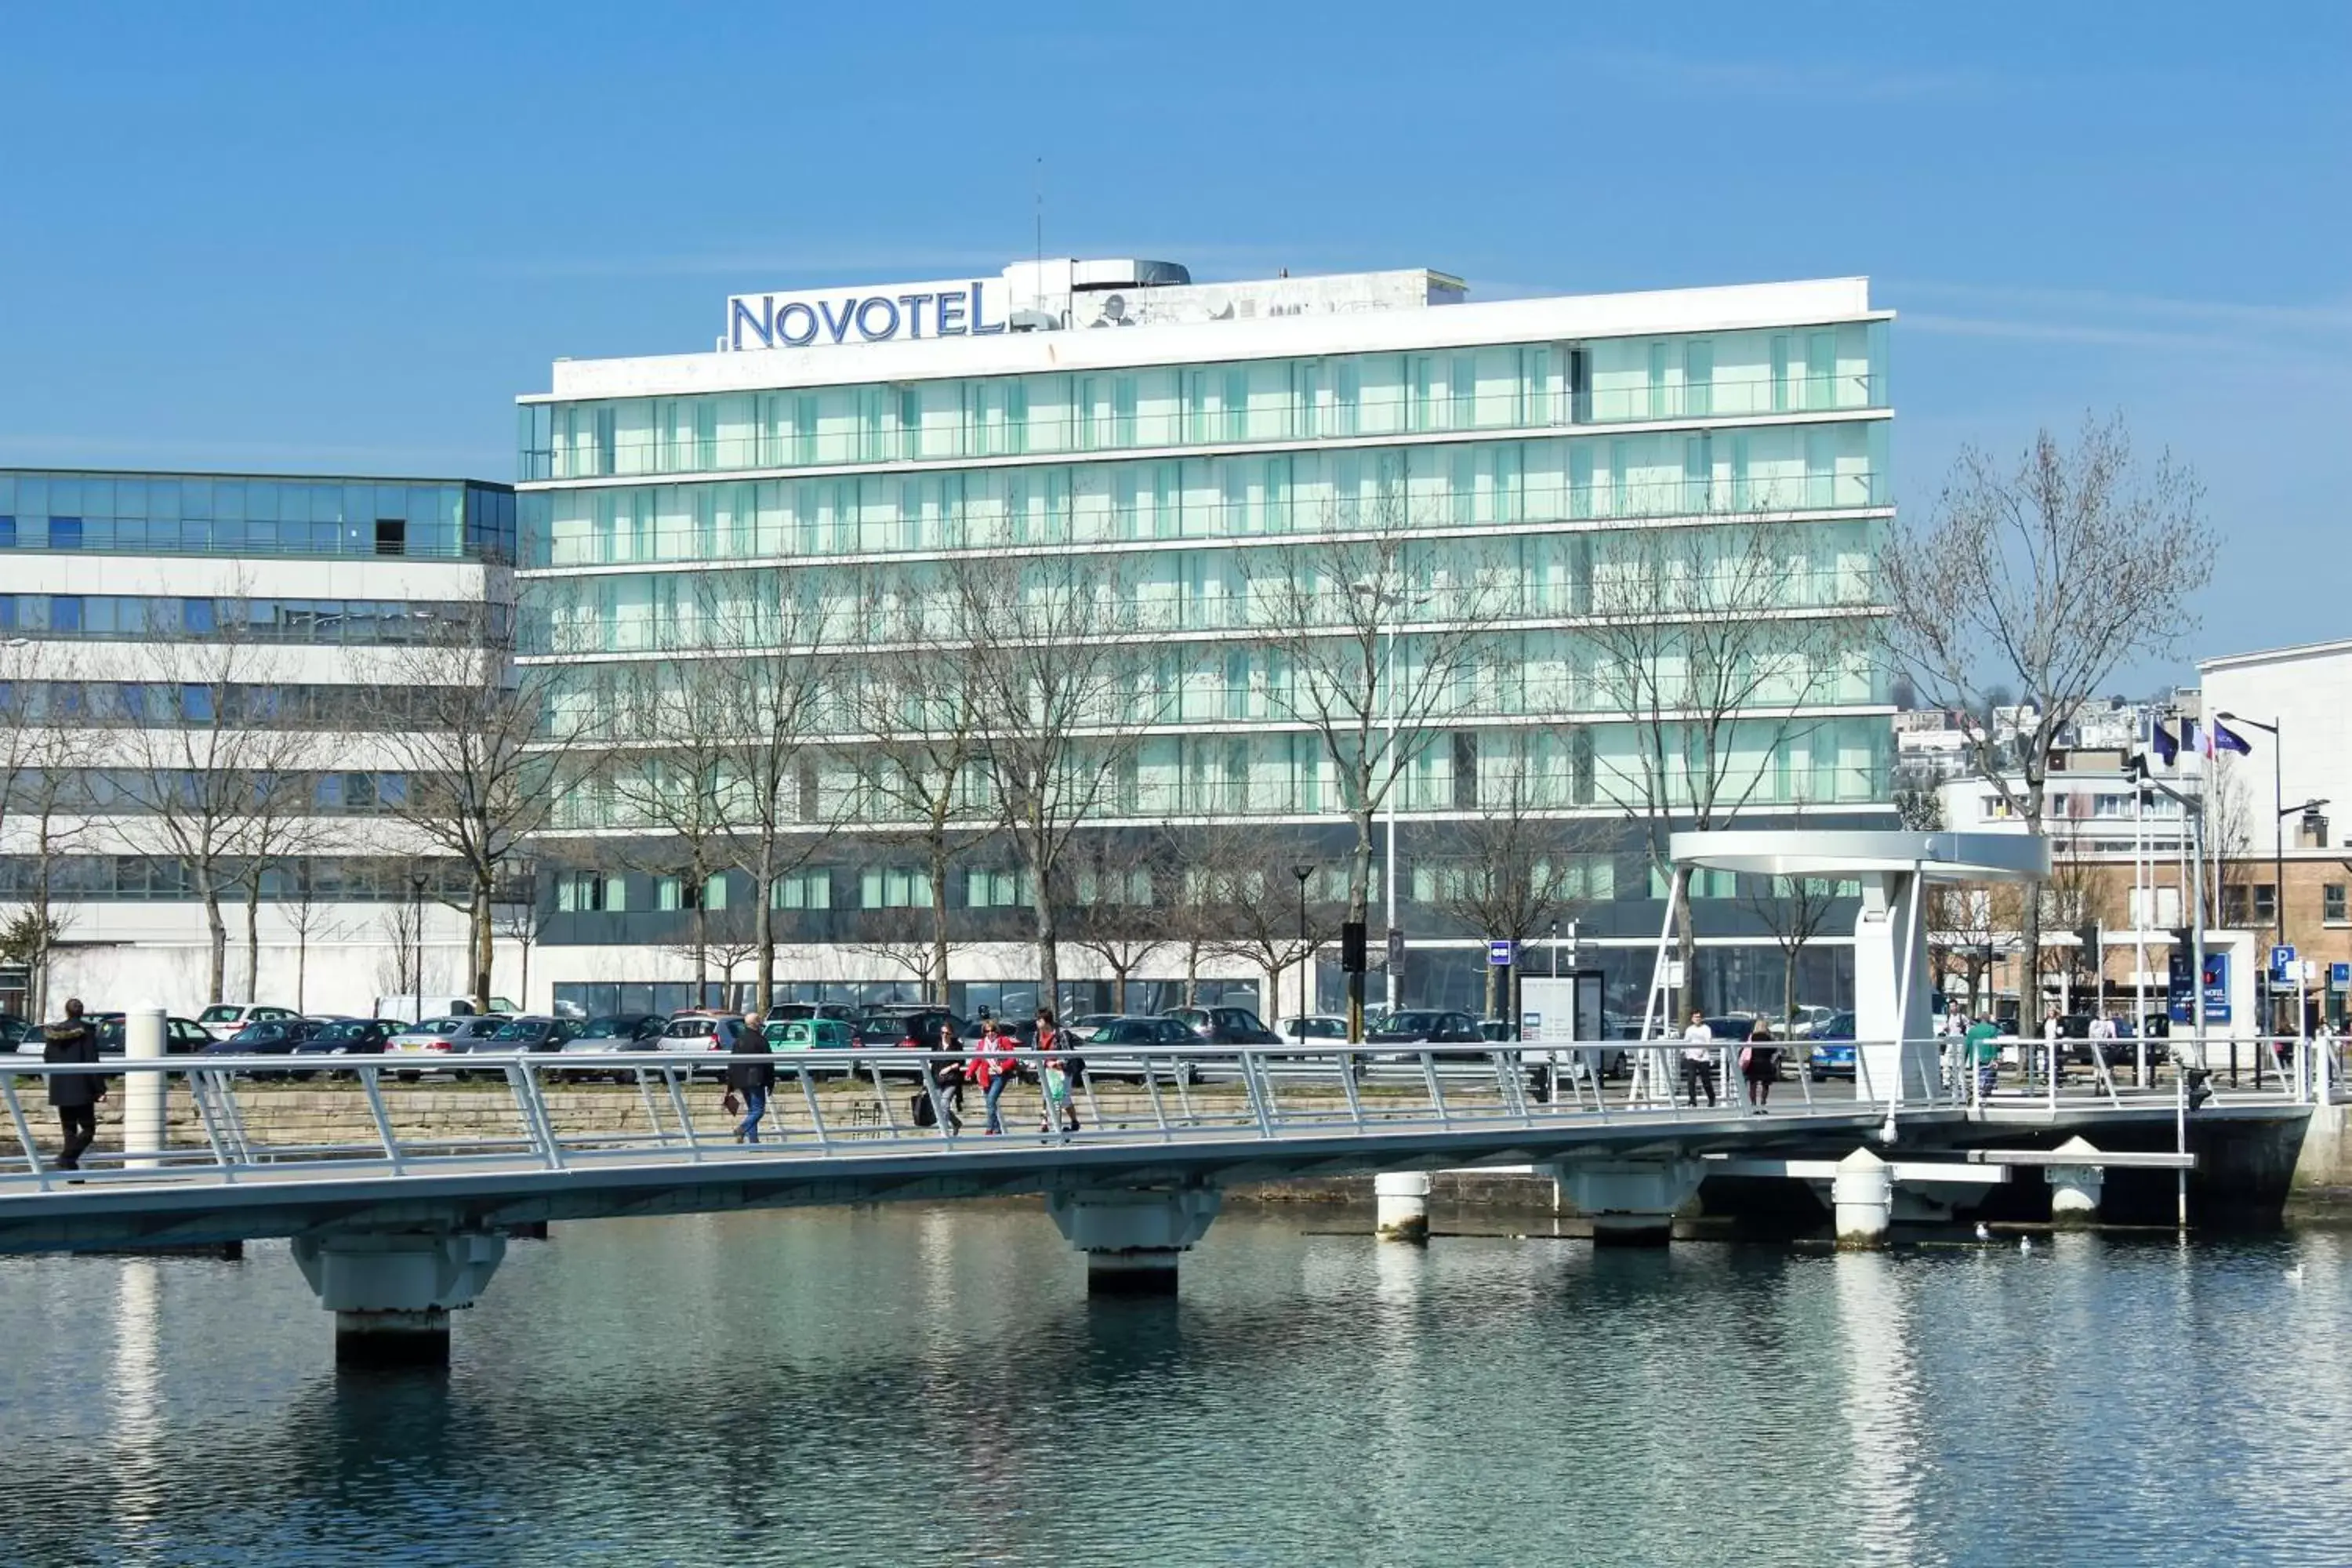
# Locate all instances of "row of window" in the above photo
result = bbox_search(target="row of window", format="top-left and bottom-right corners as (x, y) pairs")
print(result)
(543, 630), (1884, 741)
(546, 853), (1859, 919)
(0, 855), (470, 901)
(0, 681), (456, 728)
(3, 769), (410, 814)
(552, 721), (1893, 832)
(0, 594), (499, 644)
(0, 476), (517, 563)
(524, 523), (1879, 661)
(519, 323), (1887, 481)
(521, 425), (1888, 569)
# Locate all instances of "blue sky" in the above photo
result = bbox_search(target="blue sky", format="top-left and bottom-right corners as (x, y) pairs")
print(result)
(1, 2), (2342, 690)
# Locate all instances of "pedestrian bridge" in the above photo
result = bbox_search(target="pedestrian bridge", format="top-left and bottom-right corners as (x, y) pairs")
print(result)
(0, 1042), (2313, 1363)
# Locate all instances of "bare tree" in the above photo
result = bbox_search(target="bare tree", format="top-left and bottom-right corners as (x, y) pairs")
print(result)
(283, 859), (351, 1014)
(1583, 520), (1857, 1016)
(1064, 830), (1169, 1014)
(846, 934), (944, 1003)
(1425, 761), (1606, 1020)
(955, 550), (1152, 1014)
(850, 572), (993, 1005)
(1880, 414), (2211, 1022)
(1247, 495), (1505, 1036)
(1200, 826), (1339, 1025)
(1743, 871), (1846, 1031)
(233, 745), (325, 1004)
(376, 900), (419, 999)
(365, 593), (586, 1013)
(119, 603), (289, 1004)
(490, 861), (548, 1014)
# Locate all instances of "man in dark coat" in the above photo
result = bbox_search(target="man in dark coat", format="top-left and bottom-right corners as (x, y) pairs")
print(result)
(729, 1012), (777, 1144)
(42, 997), (103, 1171)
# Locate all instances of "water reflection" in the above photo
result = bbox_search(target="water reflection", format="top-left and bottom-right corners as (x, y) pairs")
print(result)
(4, 1212), (2352, 1566)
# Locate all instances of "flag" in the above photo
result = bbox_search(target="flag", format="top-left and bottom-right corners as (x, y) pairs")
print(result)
(2152, 722), (2178, 767)
(2212, 719), (2253, 757)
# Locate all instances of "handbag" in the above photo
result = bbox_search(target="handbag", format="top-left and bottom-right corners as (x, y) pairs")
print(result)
(721, 1090), (742, 1117)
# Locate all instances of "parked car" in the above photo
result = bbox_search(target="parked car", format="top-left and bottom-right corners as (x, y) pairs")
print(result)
(764, 1016), (858, 1074)
(1365, 1010), (1486, 1055)
(766, 1001), (858, 1024)
(90, 1016), (213, 1055)
(386, 1014), (511, 1076)
(660, 1013), (747, 1080)
(1807, 1011), (1858, 1079)
(0, 1014), (35, 1049)
(556, 1015), (670, 1080)
(375, 993), (519, 1025)
(470, 1016), (582, 1058)
(1161, 1006), (1282, 1044)
(863, 1006), (976, 1053)
(1079, 1015), (1206, 1083)
(1280, 1014), (1350, 1043)
(1783, 1004), (1838, 1040)
(198, 1018), (322, 1075)
(196, 1004), (300, 1041)
(1479, 1018), (1517, 1042)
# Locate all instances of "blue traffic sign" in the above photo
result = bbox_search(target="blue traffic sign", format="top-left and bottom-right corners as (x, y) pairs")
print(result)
(2271, 944), (2297, 979)
(2332, 963), (2351, 991)
(1487, 939), (1515, 966)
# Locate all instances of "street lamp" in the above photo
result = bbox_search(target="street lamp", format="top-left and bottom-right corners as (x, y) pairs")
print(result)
(1348, 577), (1429, 1015)
(1293, 865), (1313, 1022)
(409, 872), (427, 1009)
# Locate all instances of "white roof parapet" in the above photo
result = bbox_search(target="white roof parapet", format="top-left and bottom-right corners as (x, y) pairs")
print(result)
(1668, 829), (2049, 884)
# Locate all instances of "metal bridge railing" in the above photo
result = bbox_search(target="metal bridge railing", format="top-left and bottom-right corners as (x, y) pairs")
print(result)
(0, 1034), (2321, 1199)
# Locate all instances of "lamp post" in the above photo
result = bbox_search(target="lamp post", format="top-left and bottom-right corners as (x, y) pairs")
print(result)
(2216, 710), (2330, 1039)
(409, 872), (426, 1009)
(1293, 865), (1313, 1022)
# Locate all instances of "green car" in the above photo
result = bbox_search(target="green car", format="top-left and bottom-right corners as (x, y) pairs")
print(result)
(764, 1017), (858, 1075)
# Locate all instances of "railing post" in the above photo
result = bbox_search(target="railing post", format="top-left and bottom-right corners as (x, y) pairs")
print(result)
(1139, 1056), (1174, 1141)
(0, 1069), (50, 1191)
(1238, 1049), (1276, 1139)
(1419, 1051), (1450, 1127)
(1336, 1048), (1367, 1131)
(660, 1063), (704, 1159)
(797, 1062), (829, 1151)
(356, 1062), (406, 1175)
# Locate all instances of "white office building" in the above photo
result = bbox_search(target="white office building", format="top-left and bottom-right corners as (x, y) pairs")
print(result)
(512, 258), (1899, 1021)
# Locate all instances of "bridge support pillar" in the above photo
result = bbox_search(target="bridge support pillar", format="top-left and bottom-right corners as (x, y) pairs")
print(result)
(1833, 1148), (1893, 1249)
(1047, 1186), (1221, 1294)
(292, 1230), (507, 1367)
(1549, 1157), (1704, 1246)
(2045, 1137), (2105, 1228)
(1374, 1172), (1432, 1243)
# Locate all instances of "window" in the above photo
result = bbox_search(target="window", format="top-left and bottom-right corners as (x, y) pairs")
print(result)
(49, 517), (82, 550)
(2253, 883), (2278, 924)
(859, 867), (930, 909)
(556, 872), (626, 913)
(966, 868), (1028, 908)
(182, 598), (216, 635)
(2222, 885), (2251, 926)
(2326, 884), (2347, 924)
(0, 517), (14, 549)
(375, 518), (405, 555)
(771, 870), (828, 909)
(49, 595), (82, 633)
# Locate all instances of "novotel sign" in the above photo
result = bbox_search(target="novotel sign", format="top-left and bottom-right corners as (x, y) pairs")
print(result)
(726, 277), (1008, 352)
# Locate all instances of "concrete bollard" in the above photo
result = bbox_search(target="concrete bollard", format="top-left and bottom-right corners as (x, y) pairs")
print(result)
(2045, 1135), (2104, 1228)
(1374, 1171), (1432, 1243)
(1833, 1147), (1893, 1249)
(123, 1005), (167, 1172)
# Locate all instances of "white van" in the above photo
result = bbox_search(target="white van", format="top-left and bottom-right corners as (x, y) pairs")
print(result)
(375, 993), (518, 1025)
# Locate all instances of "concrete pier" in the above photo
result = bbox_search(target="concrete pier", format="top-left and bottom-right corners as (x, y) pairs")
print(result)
(291, 1230), (506, 1367)
(1047, 1186), (1222, 1294)
(1832, 1148), (1893, 1249)
(2045, 1137), (2106, 1227)
(1374, 1172), (1432, 1243)
(1552, 1158), (1703, 1246)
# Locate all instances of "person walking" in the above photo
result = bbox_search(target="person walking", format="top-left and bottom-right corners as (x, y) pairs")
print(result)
(42, 998), (103, 1173)
(1965, 1014), (2002, 1099)
(919, 1019), (967, 1133)
(1036, 1007), (1082, 1136)
(1679, 1010), (1717, 1108)
(1740, 1018), (1778, 1110)
(971, 1016), (1018, 1135)
(2042, 1011), (2064, 1089)
(727, 1012), (775, 1144)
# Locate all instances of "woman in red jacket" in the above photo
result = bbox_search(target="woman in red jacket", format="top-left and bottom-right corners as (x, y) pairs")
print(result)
(970, 1017), (1018, 1135)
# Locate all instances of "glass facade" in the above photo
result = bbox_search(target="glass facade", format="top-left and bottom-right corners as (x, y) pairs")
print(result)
(520, 307), (1895, 831)
(0, 470), (516, 562)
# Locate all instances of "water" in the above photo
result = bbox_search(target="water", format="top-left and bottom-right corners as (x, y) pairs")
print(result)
(3, 1206), (2349, 1567)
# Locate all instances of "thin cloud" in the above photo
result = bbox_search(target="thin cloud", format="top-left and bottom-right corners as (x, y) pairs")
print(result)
(1586, 48), (1993, 104)
(1900, 312), (2351, 376)
(475, 245), (1014, 281)
(1895, 279), (2352, 335)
